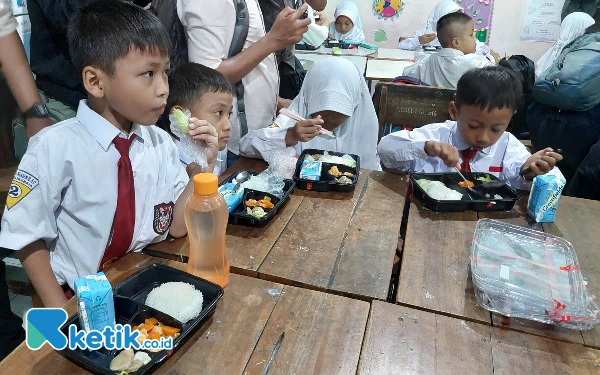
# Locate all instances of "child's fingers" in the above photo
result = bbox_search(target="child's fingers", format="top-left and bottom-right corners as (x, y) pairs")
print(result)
(541, 155), (557, 166)
(188, 118), (211, 130)
(189, 125), (218, 138)
(528, 161), (544, 176)
(545, 152), (563, 161)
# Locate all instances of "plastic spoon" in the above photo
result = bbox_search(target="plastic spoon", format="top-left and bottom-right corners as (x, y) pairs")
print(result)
(279, 108), (336, 139)
(454, 167), (486, 199)
(233, 171), (251, 193)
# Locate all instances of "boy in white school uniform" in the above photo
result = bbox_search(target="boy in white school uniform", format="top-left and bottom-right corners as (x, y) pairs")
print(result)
(162, 63), (234, 177)
(378, 66), (563, 190)
(0, 0), (220, 308)
(402, 12), (498, 89)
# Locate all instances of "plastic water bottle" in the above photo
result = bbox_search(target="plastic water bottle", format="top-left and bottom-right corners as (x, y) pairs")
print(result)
(185, 173), (229, 287)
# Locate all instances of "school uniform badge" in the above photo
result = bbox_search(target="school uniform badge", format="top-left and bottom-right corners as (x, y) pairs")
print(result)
(6, 170), (39, 210)
(153, 202), (174, 235)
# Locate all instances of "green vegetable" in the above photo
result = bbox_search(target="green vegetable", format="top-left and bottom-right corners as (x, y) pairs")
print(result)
(247, 207), (266, 218)
(172, 109), (189, 133)
(476, 175), (493, 183)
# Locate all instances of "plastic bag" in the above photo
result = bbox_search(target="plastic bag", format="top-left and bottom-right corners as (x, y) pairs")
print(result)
(169, 109), (208, 171)
(263, 150), (297, 180)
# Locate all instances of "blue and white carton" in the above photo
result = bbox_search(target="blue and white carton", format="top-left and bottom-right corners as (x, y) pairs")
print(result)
(527, 169), (566, 223)
(74, 272), (115, 333)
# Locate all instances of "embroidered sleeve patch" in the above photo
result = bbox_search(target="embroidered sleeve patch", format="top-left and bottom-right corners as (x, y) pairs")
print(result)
(153, 202), (174, 235)
(267, 122), (280, 129)
(6, 170), (39, 210)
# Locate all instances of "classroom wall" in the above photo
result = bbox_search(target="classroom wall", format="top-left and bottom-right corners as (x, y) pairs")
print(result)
(323, 0), (553, 61)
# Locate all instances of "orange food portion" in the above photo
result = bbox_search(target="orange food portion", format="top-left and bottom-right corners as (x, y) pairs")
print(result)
(145, 317), (159, 326)
(257, 200), (274, 209)
(458, 180), (474, 188)
(246, 199), (257, 207)
(141, 324), (154, 332)
(162, 325), (181, 336)
(147, 331), (161, 341)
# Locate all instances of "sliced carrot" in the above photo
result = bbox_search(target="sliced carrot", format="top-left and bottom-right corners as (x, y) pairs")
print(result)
(162, 325), (181, 336)
(141, 324), (154, 332)
(145, 317), (159, 326)
(147, 331), (161, 341)
(132, 326), (140, 331)
(258, 200), (274, 209)
(458, 180), (474, 188)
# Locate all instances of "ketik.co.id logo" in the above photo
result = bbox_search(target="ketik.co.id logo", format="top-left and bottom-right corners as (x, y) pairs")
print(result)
(26, 308), (173, 351)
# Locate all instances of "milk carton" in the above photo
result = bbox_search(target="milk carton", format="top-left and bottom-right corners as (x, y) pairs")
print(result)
(74, 272), (115, 333)
(527, 170), (566, 223)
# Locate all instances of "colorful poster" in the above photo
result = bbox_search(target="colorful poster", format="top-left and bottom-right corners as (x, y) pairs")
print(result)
(373, 0), (404, 21)
(520, 0), (566, 42)
(455, 0), (495, 44)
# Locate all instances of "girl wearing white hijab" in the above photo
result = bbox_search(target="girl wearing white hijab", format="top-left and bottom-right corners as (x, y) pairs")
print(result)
(328, 1), (366, 42)
(535, 12), (596, 78)
(399, 0), (490, 55)
(239, 57), (381, 170)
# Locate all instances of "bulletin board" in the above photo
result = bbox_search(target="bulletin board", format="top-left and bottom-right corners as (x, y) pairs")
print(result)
(455, 0), (495, 44)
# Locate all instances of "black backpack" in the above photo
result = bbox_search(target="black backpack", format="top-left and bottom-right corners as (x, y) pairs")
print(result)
(499, 55), (536, 138)
(151, 0), (251, 135)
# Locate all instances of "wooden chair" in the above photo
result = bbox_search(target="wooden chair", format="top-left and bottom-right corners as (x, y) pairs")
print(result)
(373, 82), (456, 141)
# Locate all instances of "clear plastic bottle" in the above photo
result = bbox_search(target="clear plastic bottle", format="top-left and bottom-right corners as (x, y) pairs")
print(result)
(185, 173), (229, 287)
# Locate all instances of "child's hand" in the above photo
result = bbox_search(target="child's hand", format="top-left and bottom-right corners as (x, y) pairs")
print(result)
(521, 147), (563, 179)
(419, 33), (437, 45)
(188, 118), (219, 165)
(424, 141), (460, 168)
(285, 116), (324, 146)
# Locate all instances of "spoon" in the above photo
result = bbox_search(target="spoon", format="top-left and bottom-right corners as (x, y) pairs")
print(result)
(279, 108), (336, 139)
(454, 167), (486, 198)
(233, 171), (251, 193)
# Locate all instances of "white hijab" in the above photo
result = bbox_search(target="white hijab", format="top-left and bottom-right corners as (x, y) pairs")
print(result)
(279, 57), (380, 170)
(419, 0), (462, 46)
(328, 1), (366, 42)
(536, 12), (596, 77)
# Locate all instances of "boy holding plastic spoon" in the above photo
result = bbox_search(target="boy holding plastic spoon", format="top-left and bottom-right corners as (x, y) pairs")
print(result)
(378, 66), (563, 189)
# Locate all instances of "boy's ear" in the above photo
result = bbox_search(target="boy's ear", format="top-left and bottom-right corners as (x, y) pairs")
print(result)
(451, 37), (459, 49)
(82, 66), (105, 99)
(448, 101), (458, 120)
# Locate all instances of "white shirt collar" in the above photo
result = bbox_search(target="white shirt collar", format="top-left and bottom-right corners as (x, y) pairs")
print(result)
(449, 121), (492, 155)
(76, 100), (146, 151)
(438, 48), (466, 57)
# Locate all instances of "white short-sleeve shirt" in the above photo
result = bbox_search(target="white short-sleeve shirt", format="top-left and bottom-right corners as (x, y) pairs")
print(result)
(0, 101), (189, 288)
(377, 120), (555, 190)
(177, 0), (279, 155)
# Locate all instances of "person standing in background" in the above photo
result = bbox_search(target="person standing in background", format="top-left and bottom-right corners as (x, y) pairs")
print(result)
(0, 0), (52, 360)
(259, 0), (327, 100)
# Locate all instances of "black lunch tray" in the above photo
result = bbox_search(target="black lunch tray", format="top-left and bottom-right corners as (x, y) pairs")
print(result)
(293, 149), (360, 193)
(219, 170), (295, 228)
(295, 42), (320, 50)
(58, 264), (224, 375)
(410, 172), (520, 212)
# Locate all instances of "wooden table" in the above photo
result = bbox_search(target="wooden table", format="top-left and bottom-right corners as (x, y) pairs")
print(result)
(359, 301), (600, 375)
(374, 48), (416, 61)
(365, 59), (414, 82)
(0, 252), (370, 375)
(145, 157), (408, 301)
(296, 52), (368, 75)
(397, 193), (600, 349)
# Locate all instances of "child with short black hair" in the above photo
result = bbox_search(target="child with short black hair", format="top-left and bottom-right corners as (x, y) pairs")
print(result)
(378, 66), (563, 189)
(403, 12), (497, 89)
(0, 0), (216, 308)
(162, 62), (234, 176)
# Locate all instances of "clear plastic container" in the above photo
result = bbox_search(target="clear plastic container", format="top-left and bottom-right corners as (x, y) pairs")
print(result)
(470, 219), (600, 329)
(185, 173), (230, 287)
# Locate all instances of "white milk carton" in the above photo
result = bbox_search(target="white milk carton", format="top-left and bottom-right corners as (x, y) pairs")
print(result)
(527, 169), (566, 223)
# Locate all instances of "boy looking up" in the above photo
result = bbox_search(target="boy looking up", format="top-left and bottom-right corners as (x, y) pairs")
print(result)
(403, 12), (497, 89)
(0, 0), (217, 308)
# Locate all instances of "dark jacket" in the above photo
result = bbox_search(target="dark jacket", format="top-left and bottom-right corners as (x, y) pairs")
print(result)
(28, 0), (92, 107)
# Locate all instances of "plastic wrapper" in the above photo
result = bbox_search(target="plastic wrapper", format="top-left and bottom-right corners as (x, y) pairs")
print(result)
(263, 150), (297, 180)
(238, 170), (286, 199)
(470, 219), (600, 329)
(169, 109), (208, 171)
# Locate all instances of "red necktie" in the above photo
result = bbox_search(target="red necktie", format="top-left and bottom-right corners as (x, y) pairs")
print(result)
(99, 135), (136, 270)
(460, 148), (479, 173)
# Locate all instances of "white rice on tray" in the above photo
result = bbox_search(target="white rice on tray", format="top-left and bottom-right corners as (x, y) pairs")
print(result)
(417, 179), (463, 201)
(145, 282), (203, 324)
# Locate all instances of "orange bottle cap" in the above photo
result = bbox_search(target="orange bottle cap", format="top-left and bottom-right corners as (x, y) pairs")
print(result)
(193, 173), (218, 195)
